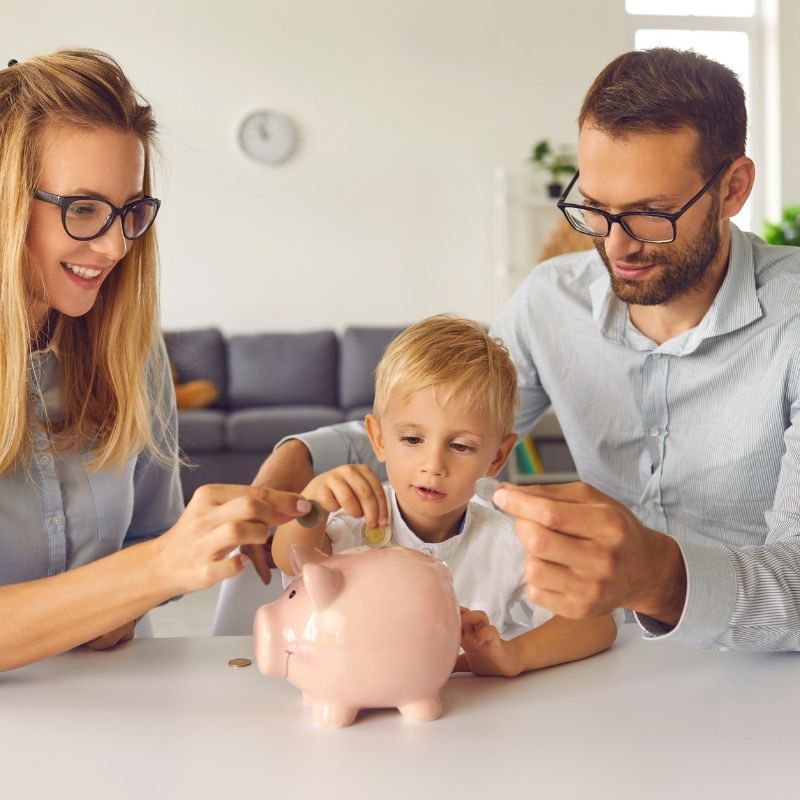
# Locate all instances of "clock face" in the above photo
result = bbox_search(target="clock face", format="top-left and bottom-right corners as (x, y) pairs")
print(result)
(238, 110), (297, 165)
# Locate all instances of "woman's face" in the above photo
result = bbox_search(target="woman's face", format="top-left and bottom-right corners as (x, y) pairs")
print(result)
(26, 123), (146, 329)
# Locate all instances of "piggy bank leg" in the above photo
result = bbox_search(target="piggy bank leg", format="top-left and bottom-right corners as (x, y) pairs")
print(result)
(310, 699), (359, 728)
(398, 694), (442, 722)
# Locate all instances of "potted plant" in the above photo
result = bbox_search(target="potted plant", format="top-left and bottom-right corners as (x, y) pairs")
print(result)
(763, 205), (800, 246)
(529, 139), (577, 198)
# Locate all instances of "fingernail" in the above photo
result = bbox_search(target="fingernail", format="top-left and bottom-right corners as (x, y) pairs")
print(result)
(296, 499), (312, 513)
(493, 489), (508, 507)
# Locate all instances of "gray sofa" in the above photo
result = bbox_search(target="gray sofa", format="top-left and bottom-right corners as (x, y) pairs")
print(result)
(164, 325), (405, 501)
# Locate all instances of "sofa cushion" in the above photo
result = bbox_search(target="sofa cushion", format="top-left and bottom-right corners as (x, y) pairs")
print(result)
(176, 409), (226, 451)
(164, 328), (227, 409)
(339, 326), (405, 410)
(228, 331), (338, 410)
(227, 407), (345, 451)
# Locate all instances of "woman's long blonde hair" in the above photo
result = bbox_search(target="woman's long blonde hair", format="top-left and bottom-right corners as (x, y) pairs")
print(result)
(0, 49), (169, 473)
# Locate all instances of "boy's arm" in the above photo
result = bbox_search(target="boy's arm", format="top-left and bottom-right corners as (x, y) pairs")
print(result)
(456, 610), (617, 676)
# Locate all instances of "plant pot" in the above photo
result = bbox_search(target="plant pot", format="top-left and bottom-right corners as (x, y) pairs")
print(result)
(546, 182), (563, 198)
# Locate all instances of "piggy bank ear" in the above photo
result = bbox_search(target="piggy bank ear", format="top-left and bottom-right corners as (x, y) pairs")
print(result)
(289, 543), (329, 574)
(302, 563), (344, 611)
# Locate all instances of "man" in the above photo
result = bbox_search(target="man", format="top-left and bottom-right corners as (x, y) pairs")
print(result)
(251, 48), (800, 651)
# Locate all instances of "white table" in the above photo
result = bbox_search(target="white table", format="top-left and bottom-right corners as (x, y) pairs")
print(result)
(2, 625), (797, 799)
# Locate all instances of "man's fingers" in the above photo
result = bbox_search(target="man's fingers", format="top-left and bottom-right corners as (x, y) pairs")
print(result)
(515, 519), (602, 570)
(496, 481), (599, 505)
(496, 491), (618, 542)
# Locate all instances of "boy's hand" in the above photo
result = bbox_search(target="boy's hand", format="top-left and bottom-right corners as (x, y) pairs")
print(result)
(453, 608), (523, 677)
(304, 465), (388, 528)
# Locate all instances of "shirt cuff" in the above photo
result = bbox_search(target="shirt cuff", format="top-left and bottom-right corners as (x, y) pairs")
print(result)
(635, 538), (737, 647)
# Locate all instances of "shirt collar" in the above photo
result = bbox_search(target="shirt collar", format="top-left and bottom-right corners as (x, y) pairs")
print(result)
(388, 486), (469, 561)
(589, 224), (763, 354)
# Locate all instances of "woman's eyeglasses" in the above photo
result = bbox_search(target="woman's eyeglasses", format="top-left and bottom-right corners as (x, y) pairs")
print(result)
(32, 189), (161, 242)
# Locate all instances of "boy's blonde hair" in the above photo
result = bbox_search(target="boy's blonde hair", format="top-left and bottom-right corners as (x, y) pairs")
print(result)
(373, 315), (518, 437)
(0, 49), (167, 473)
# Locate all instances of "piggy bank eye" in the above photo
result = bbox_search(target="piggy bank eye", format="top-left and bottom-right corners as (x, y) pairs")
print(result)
(289, 589), (297, 599)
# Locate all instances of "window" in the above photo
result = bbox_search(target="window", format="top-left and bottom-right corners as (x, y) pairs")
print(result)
(624, 0), (772, 233)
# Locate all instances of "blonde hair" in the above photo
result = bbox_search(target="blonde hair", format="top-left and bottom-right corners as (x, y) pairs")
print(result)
(0, 49), (168, 473)
(374, 315), (518, 437)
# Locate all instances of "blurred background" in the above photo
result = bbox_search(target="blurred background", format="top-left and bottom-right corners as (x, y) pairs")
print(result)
(5, 0), (796, 333)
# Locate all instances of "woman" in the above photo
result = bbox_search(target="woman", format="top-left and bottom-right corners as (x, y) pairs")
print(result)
(0, 49), (309, 671)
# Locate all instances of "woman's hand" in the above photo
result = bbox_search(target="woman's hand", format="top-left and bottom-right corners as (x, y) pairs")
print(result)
(453, 608), (523, 677)
(84, 618), (138, 650)
(153, 484), (312, 596)
(303, 464), (388, 528)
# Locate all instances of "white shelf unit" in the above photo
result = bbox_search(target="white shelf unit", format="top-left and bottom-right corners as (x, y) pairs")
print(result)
(492, 167), (562, 317)
(507, 408), (579, 486)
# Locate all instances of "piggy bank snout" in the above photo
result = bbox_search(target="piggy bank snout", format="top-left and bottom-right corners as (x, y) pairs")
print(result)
(253, 606), (287, 677)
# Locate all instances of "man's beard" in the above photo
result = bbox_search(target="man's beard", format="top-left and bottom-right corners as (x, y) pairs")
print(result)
(594, 193), (722, 306)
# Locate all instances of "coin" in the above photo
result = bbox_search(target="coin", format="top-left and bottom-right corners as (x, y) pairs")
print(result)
(227, 657), (252, 668)
(297, 499), (326, 529)
(474, 476), (502, 506)
(362, 522), (391, 548)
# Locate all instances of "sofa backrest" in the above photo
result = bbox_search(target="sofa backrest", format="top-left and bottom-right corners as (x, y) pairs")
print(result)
(338, 325), (405, 412)
(228, 330), (339, 410)
(164, 327), (228, 409)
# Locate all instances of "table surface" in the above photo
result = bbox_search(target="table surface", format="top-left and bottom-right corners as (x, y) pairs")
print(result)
(2, 625), (797, 800)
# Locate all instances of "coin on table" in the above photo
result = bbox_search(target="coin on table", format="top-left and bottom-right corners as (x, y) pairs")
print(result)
(361, 521), (391, 548)
(227, 657), (252, 668)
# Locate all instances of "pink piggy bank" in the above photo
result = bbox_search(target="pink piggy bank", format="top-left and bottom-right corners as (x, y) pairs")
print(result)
(253, 544), (461, 727)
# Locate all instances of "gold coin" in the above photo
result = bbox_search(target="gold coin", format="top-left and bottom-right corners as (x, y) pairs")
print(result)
(227, 657), (252, 668)
(362, 523), (391, 548)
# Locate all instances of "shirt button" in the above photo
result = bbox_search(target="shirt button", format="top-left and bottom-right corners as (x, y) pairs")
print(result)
(51, 516), (62, 526)
(645, 500), (657, 511)
(649, 426), (659, 437)
(30, 393), (39, 403)
(38, 455), (50, 466)
(421, 546), (433, 556)
(652, 353), (662, 360)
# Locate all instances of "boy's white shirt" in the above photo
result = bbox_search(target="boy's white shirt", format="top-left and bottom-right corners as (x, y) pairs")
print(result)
(284, 484), (554, 638)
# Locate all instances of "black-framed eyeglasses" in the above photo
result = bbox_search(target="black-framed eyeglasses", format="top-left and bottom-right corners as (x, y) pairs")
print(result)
(556, 160), (731, 244)
(32, 189), (161, 242)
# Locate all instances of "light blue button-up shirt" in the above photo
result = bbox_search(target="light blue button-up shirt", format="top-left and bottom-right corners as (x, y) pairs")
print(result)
(0, 341), (184, 584)
(290, 225), (800, 651)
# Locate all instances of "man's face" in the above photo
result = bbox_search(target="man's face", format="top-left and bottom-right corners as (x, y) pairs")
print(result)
(577, 125), (723, 306)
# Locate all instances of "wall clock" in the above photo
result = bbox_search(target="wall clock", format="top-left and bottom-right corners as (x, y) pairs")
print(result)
(238, 110), (297, 165)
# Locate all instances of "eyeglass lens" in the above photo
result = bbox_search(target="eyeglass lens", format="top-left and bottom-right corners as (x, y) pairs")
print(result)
(64, 198), (158, 240)
(563, 207), (673, 243)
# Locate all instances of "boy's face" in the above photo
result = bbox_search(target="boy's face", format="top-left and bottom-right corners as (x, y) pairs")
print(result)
(365, 386), (516, 543)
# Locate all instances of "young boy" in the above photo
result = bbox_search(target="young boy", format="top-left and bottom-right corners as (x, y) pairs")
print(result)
(272, 315), (617, 676)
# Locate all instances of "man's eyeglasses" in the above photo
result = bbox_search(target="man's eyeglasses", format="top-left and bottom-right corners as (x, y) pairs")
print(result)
(556, 160), (731, 245)
(32, 189), (161, 242)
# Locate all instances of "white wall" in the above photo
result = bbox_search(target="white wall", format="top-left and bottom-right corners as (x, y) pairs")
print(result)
(5, 0), (630, 332)
(6, 1), (795, 333)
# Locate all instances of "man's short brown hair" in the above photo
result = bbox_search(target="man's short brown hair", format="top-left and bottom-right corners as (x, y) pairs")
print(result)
(579, 48), (746, 178)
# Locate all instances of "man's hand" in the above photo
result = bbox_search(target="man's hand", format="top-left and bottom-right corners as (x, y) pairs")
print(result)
(85, 618), (138, 650)
(493, 482), (686, 626)
(454, 608), (522, 677)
